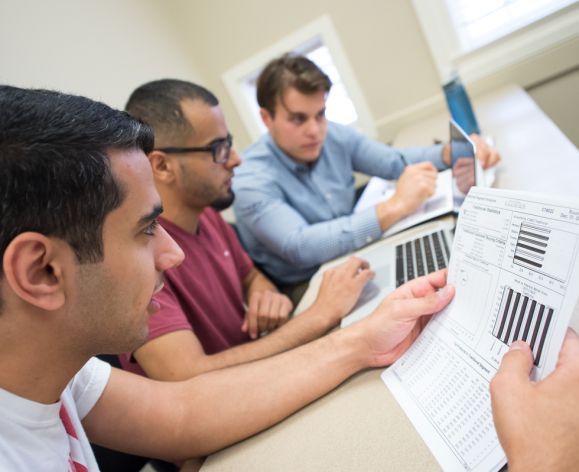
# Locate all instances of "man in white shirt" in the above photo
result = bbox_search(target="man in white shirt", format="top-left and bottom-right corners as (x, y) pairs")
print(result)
(0, 85), (576, 471)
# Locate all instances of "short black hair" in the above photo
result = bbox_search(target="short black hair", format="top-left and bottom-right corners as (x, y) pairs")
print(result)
(0, 85), (154, 275)
(125, 79), (219, 145)
(256, 53), (332, 116)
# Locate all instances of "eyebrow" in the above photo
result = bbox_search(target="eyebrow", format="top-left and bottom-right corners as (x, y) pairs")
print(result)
(204, 134), (230, 146)
(136, 204), (164, 228)
(283, 102), (326, 119)
(288, 112), (307, 119)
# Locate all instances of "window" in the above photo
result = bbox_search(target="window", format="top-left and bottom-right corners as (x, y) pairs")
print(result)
(412, 0), (579, 82)
(223, 15), (375, 143)
(447, 0), (577, 51)
(305, 42), (358, 126)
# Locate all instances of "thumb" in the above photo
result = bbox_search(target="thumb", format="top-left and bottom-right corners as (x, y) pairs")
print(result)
(495, 341), (534, 386)
(393, 284), (455, 320)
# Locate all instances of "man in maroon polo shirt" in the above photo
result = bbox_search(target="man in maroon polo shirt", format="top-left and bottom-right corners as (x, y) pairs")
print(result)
(119, 79), (373, 381)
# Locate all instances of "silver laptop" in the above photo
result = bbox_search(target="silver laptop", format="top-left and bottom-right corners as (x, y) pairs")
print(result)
(341, 120), (478, 327)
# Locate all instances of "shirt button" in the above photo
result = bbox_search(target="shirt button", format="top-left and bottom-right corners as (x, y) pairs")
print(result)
(366, 236), (374, 243)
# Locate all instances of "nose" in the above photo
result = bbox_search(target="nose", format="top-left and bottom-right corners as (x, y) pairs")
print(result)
(304, 118), (321, 137)
(155, 225), (185, 271)
(226, 147), (242, 169)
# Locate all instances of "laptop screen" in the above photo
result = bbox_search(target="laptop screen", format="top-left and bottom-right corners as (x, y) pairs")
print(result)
(450, 119), (477, 211)
(443, 75), (481, 135)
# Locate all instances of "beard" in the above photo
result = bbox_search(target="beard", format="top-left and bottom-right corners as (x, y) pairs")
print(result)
(209, 190), (235, 211)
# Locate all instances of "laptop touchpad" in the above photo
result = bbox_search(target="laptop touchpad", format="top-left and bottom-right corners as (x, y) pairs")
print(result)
(372, 263), (392, 288)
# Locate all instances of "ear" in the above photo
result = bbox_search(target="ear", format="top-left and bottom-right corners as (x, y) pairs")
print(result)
(148, 150), (177, 184)
(2, 232), (69, 311)
(259, 108), (274, 131)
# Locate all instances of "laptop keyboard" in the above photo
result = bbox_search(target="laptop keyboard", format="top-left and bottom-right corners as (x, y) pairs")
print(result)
(395, 230), (451, 287)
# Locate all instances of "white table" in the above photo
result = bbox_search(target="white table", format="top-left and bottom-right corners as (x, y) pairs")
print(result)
(201, 85), (579, 472)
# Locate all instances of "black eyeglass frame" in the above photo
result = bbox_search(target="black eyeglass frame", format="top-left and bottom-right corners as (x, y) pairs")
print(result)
(154, 134), (233, 164)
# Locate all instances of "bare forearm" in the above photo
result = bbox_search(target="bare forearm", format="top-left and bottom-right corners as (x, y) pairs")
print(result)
(243, 268), (277, 299)
(169, 327), (367, 457)
(192, 302), (337, 374)
(375, 198), (407, 232)
(86, 271), (454, 461)
(87, 328), (368, 460)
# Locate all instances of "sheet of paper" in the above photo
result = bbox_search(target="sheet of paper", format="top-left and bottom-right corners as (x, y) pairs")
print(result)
(382, 187), (579, 471)
(354, 170), (454, 237)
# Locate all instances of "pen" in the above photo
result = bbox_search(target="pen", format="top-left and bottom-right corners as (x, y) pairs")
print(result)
(398, 152), (409, 168)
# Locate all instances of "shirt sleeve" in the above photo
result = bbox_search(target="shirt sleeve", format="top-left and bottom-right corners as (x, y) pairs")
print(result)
(235, 173), (383, 269)
(234, 125), (446, 271)
(70, 357), (112, 419)
(345, 125), (447, 176)
(147, 284), (193, 340)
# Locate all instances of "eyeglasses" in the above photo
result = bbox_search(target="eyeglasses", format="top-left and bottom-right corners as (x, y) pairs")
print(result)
(155, 134), (233, 164)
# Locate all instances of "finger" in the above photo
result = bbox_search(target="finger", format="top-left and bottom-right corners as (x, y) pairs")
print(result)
(416, 161), (437, 172)
(257, 291), (273, 334)
(248, 313), (259, 339)
(494, 341), (534, 387)
(343, 256), (370, 276)
(490, 342), (533, 424)
(479, 153), (491, 169)
(350, 269), (375, 293)
(278, 297), (292, 326)
(267, 294), (282, 332)
(418, 175), (438, 189)
(247, 294), (261, 340)
(413, 169), (438, 182)
(392, 284), (455, 320)
(356, 268), (375, 284)
(389, 269), (448, 300)
(241, 318), (248, 333)
(405, 162), (435, 177)
(488, 149), (501, 168)
(358, 258), (370, 271)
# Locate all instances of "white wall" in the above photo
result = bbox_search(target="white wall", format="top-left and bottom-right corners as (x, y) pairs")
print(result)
(529, 67), (579, 147)
(168, 0), (579, 149)
(1, 0), (577, 146)
(0, 0), (202, 109)
(170, 0), (442, 149)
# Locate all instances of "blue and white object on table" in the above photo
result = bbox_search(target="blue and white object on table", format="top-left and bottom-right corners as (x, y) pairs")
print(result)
(443, 74), (481, 135)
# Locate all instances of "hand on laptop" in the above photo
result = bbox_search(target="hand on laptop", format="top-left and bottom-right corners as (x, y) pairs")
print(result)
(490, 329), (579, 471)
(311, 256), (375, 324)
(352, 269), (454, 367)
(470, 134), (501, 169)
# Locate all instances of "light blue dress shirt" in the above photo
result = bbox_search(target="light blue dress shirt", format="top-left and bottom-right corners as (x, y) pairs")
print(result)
(233, 122), (446, 284)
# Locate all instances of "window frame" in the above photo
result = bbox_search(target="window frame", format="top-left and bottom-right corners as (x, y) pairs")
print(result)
(411, 0), (579, 83)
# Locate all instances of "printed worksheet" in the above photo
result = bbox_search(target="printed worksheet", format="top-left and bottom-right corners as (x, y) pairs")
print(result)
(382, 187), (579, 471)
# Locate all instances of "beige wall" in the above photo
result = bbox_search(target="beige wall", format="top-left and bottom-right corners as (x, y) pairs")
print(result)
(1, 0), (577, 148)
(528, 66), (579, 147)
(171, 0), (442, 149)
(169, 0), (579, 148)
(0, 0), (202, 109)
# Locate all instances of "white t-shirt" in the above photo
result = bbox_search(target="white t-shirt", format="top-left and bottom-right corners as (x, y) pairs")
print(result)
(0, 357), (111, 471)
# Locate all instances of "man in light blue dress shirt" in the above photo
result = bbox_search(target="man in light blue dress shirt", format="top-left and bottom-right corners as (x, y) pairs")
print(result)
(233, 53), (499, 289)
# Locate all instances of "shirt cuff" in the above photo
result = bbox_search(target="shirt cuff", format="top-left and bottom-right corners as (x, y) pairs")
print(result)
(349, 207), (383, 248)
(426, 143), (448, 170)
